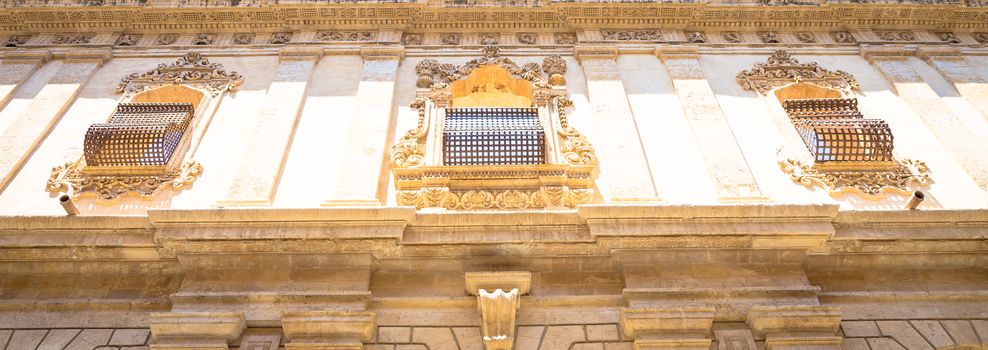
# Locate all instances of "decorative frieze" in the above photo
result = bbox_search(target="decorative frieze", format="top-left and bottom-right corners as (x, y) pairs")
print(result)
(937, 32), (961, 43)
(877, 31), (917, 41)
(758, 31), (781, 43)
(686, 31), (707, 43)
(192, 33), (214, 45)
(51, 34), (93, 45)
(480, 32), (499, 45)
(3, 35), (29, 47)
(516, 32), (538, 44)
(554, 32), (577, 44)
(602, 30), (663, 41)
(723, 31), (744, 43)
(401, 33), (422, 45)
(317, 31), (375, 41)
(831, 31), (856, 43)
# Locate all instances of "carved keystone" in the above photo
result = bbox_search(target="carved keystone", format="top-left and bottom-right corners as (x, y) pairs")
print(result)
(150, 312), (246, 350)
(281, 311), (376, 350)
(620, 307), (716, 350)
(465, 271), (532, 350)
(746, 305), (842, 350)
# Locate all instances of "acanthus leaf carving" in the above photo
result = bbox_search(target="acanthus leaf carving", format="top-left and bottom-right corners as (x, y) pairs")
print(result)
(736, 50), (859, 95)
(555, 97), (596, 167)
(779, 158), (931, 197)
(414, 46), (550, 89)
(116, 52), (243, 97)
(48, 160), (204, 203)
(389, 97), (429, 168)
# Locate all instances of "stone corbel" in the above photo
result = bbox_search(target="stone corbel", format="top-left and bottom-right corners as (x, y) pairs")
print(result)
(859, 45), (911, 63)
(620, 307), (716, 350)
(149, 312), (246, 350)
(465, 271), (532, 350)
(746, 305), (843, 350)
(281, 311), (376, 350)
(1, 49), (52, 64)
(573, 45), (619, 62)
(654, 44), (700, 60)
(60, 48), (112, 64)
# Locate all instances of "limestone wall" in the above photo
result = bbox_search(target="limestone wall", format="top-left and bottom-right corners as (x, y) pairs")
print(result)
(0, 48), (987, 214)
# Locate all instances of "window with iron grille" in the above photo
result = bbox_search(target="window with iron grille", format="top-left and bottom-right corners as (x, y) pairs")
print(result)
(442, 107), (546, 166)
(83, 102), (194, 167)
(783, 98), (894, 163)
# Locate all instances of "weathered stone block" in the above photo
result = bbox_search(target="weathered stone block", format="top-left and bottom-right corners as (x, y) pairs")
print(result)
(38, 329), (81, 350)
(411, 328), (457, 350)
(972, 320), (988, 345)
(395, 345), (427, 350)
(572, 343), (605, 350)
(587, 325), (619, 341)
(109, 329), (151, 346)
(867, 338), (906, 350)
(452, 327), (483, 350)
(66, 329), (113, 350)
(841, 321), (880, 337)
(841, 338), (869, 350)
(378, 327), (411, 343)
(877, 321), (932, 350)
(7, 330), (48, 350)
(516, 326), (546, 350)
(909, 321), (954, 348)
(605, 343), (634, 350)
(940, 320), (980, 345)
(540, 326), (586, 350)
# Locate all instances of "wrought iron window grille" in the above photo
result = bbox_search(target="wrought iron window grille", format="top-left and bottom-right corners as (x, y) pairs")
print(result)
(783, 98), (894, 163)
(442, 107), (547, 166)
(83, 102), (194, 167)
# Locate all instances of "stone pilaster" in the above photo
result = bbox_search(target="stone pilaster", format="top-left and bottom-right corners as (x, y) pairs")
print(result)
(0, 50), (50, 108)
(149, 312), (246, 350)
(575, 46), (660, 202)
(281, 311), (376, 350)
(656, 46), (765, 202)
(325, 46), (404, 206)
(915, 46), (988, 120)
(862, 46), (988, 192)
(620, 307), (716, 350)
(220, 47), (322, 206)
(0, 49), (107, 192)
(746, 305), (842, 350)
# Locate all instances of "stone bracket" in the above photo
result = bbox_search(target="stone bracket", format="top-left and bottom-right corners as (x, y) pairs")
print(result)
(281, 311), (376, 350)
(746, 305), (843, 350)
(465, 271), (532, 350)
(620, 307), (716, 350)
(150, 311), (246, 350)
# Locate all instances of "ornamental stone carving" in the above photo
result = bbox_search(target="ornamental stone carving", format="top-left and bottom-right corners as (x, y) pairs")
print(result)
(687, 31), (707, 43)
(554, 33), (576, 45)
(270, 32), (291, 44)
(115, 34), (141, 46)
(516, 32), (538, 45)
(779, 159), (932, 197)
(52, 34), (92, 45)
(116, 52), (244, 97)
(877, 31), (916, 41)
(758, 31), (781, 43)
(831, 31), (855, 43)
(48, 160), (204, 202)
(156, 34), (177, 45)
(441, 33), (461, 45)
(723, 31), (744, 43)
(317, 31), (375, 41)
(542, 55), (567, 86)
(795, 32), (816, 43)
(975, 33), (988, 43)
(401, 33), (422, 45)
(232, 33), (254, 45)
(193, 33), (214, 45)
(413, 45), (551, 89)
(937, 32), (961, 43)
(602, 30), (663, 41)
(3, 36), (28, 47)
(480, 33), (499, 45)
(736, 50), (859, 95)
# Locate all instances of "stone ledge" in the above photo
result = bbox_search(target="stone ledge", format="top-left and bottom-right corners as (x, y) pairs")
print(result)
(747, 305), (842, 338)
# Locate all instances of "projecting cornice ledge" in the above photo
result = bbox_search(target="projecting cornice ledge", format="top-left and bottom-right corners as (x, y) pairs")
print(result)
(578, 204), (840, 251)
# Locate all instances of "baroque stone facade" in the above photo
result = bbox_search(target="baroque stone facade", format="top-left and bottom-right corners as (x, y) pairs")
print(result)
(1, 1), (988, 350)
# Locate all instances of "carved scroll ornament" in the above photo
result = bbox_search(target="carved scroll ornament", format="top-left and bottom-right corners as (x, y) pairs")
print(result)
(780, 159), (931, 197)
(48, 160), (203, 202)
(414, 46), (559, 89)
(390, 97), (428, 168)
(116, 52), (243, 97)
(736, 50), (859, 95)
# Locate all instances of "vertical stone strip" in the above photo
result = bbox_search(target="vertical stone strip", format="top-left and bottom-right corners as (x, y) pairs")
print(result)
(657, 47), (764, 201)
(220, 47), (322, 205)
(575, 46), (660, 202)
(916, 47), (988, 120)
(325, 47), (403, 206)
(0, 49), (107, 192)
(863, 47), (988, 192)
(0, 50), (50, 109)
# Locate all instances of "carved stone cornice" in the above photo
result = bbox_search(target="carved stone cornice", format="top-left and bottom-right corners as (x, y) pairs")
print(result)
(0, 49), (51, 63)
(779, 159), (932, 197)
(860, 44), (913, 62)
(573, 45), (619, 61)
(655, 45), (700, 60)
(915, 45), (964, 61)
(746, 305), (842, 350)
(737, 50), (859, 95)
